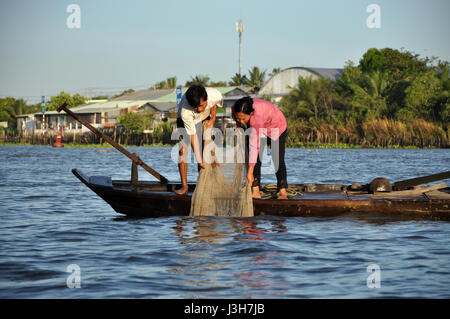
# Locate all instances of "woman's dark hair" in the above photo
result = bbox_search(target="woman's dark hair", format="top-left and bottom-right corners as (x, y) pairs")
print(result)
(233, 96), (254, 114)
(186, 85), (208, 108)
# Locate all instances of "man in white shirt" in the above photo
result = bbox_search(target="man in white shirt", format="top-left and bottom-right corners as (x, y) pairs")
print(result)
(175, 85), (223, 195)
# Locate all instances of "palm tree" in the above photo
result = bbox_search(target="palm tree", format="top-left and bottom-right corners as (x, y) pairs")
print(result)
(166, 77), (177, 89)
(354, 70), (389, 119)
(155, 77), (177, 89)
(246, 66), (267, 89)
(334, 65), (389, 121)
(185, 75), (210, 87)
(363, 71), (388, 100)
(280, 76), (335, 121)
(13, 98), (27, 116)
(316, 78), (335, 121)
(269, 67), (281, 77)
(209, 80), (228, 87)
(228, 73), (248, 86)
(294, 76), (321, 120)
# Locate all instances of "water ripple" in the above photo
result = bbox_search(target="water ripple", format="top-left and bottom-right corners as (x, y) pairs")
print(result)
(0, 146), (450, 298)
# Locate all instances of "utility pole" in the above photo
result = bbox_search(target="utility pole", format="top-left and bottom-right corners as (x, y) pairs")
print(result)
(41, 95), (46, 133)
(236, 20), (244, 77)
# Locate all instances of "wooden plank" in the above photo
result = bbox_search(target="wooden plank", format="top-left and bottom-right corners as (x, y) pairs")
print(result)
(394, 171), (450, 190)
(423, 190), (450, 199)
(373, 183), (446, 197)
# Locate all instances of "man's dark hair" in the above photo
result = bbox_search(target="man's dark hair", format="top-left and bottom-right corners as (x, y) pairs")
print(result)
(233, 96), (254, 114)
(186, 85), (208, 108)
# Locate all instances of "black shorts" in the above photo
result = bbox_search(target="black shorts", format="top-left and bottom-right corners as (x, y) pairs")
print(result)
(177, 116), (211, 147)
(176, 117), (185, 129)
(176, 116), (211, 130)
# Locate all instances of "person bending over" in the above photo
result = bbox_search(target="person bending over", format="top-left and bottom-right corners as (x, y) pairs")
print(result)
(232, 96), (288, 199)
(175, 85), (223, 195)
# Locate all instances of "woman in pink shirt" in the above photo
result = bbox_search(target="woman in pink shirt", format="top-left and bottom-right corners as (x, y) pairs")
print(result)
(233, 97), (288, 199)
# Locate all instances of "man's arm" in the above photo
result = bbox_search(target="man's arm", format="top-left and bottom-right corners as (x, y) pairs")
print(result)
(180, 109), (205, 168)
(190, 134), (205, 169)
(207, 105), (217, 128)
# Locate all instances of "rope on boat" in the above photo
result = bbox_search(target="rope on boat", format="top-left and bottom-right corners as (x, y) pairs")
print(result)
(260, 184), (303, 199)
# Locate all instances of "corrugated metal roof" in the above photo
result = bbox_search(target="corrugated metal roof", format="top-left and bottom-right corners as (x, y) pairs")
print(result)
(113, 89), (173, 101)
(145, 102), (178, 113)
(303, 67), (343, 82)
(156, 86), (242, 103)
(37, 100), (142, 115)
(259, 67), (343, 95)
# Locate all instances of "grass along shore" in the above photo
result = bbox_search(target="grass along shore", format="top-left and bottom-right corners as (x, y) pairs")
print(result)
(0, 141), (438, 149)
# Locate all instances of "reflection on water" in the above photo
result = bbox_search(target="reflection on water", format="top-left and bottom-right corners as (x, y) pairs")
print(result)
(170, 217), (290, 298)
(173, 216), (288, 244)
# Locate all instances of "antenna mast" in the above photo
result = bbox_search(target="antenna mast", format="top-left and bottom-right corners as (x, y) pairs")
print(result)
(235, 20), (244, 76)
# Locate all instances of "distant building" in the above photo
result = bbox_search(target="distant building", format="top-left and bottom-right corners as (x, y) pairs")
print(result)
(259, 67), (343, 101)
(15, 86), (250, 134)
(15, 114), (34, 133)
(0, 121), (8, 134)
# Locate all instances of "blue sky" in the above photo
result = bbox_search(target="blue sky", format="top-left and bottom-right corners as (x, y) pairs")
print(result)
(0, 0), (449, 103)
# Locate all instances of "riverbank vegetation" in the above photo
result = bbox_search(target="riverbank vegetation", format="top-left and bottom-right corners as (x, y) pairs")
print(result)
(279, 48), (449, 148)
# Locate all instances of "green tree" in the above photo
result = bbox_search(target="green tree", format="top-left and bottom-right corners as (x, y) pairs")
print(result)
(166, 77), (177, 89)
(358, 48), (434, 117)
(334, 63), (389, 121)
(433, 62), (450, 124)
(0, 97), (17, 129)
(246, 66), (266, 88)
(379, 48), (430, 81)
(279, 76), (334, 122)
(402, 71), (441, 121)
(359, 48), (385, 72)
(152, 120), (173, 143)
(360, 70), (389, 119)
(333, 62), (367, 122)
(112, 89), (135, 99)
(118, 111), (154, 134)
(0, 97), (39, 134)
(72, 93), (86, 106)
(185, 75), (210, 86)
(46, 91), (87, 111)
(155, 77), (177, 89)
(209, 80), (228, 87)
(269, 67), (281, 77)
(229, 73), (248, 86)
(91, 95), (109, 100)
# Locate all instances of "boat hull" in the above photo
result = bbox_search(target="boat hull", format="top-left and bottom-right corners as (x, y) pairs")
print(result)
(72, 169), (450, 220)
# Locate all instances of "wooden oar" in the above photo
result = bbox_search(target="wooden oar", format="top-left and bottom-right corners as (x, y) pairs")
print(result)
(393, 171), (450, 191)
(373, 183), (446, 197)
(57, 102), (169, 184)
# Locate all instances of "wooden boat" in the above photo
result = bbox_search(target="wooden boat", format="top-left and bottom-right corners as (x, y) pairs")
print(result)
(72, 169), (450, 220)
(57, 103), (450, 220)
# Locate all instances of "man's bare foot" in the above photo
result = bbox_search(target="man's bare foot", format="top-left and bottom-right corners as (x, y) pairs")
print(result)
(278, 189), (288, 200)
(175, 185), (189, 195)
(252, 187), (261, 199)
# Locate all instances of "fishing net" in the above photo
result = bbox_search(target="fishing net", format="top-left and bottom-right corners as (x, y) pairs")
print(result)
(190, 125), (253, 217)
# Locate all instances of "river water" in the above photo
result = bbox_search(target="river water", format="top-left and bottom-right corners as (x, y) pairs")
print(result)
(0, 145), (449, 298)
